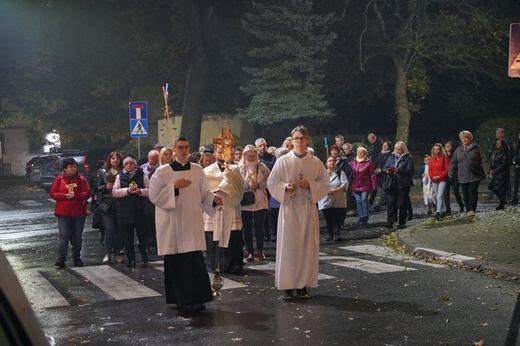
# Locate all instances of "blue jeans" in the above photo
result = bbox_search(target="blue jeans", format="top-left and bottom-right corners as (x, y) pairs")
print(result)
(57, 216), (86, 262)
(354, 191), (369, 219)
(103, 211), (123, 256)
(431, 182), (447, 213)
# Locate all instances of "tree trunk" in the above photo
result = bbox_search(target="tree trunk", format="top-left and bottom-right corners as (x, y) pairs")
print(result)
(393, 56), (411, 144)
(180, 0), (218, 147)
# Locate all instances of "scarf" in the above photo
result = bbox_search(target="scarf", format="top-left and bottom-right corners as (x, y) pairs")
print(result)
(123, 167), (138, 179)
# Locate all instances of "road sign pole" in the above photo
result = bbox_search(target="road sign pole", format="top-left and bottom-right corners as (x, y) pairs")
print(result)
(138, 137), (141, 159)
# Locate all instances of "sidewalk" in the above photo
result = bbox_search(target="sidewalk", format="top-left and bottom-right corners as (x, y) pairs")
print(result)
(397, 206), (520, 279)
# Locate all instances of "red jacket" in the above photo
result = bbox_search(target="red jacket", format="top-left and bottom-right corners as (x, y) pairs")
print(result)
(49, 173), (90, 217)
(350, 159), (377, 192)
(428, 155), (450, 183)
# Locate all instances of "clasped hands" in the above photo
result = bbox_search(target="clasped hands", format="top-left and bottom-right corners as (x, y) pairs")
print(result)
(287, 176), (309, 193)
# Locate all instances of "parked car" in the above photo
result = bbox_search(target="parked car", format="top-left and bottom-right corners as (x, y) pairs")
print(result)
(25, 155), (58, 182)
(0, 248), (50, 345)
(38, 149), (115, 192)
(26, 155), (60, 185)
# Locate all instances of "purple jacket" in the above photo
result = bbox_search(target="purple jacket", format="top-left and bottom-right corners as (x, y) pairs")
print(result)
(350, 159), (377, 192)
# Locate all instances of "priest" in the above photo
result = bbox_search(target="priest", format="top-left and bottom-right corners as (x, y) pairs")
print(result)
(149, 135), (223, 313)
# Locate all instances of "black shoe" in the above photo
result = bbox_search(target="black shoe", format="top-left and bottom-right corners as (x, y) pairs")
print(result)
(334, 237), (343, 242)
(73, 258), (83, 267)
(126, 260), (136, 268)
(142, 254), (149, 263)
(282, 290), (294, 301)
(397, 224), (406, 229)
(373, 205), (381, 212)
(384, 222), (393, 229)
(407, 213), (413, 221)
(445, 209), (451, 215)
(435, 212), (441, 221)
(54, 259), (65, 268)
(459, 206), (465, 213)
(184, 303), (206, 313)
(296, 288), (311, 299)
(509, 199), (518, 205)
(496, 204), (505, 210)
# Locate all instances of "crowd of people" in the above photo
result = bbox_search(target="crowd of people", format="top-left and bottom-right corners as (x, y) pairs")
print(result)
(49, 126), (520, 311)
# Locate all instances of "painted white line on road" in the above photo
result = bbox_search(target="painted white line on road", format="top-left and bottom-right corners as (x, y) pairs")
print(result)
(18, 271), (69, 309)
(152, 263), (247, 289)
(246, 261), (336, 280)
(340, 245), (445, 268)
(320, 255), (417, 273)
(19, 200), (43, 207)
(412, 247), (475, 262)
(72, 266), (161, 300)
(0, 202), (9, 209)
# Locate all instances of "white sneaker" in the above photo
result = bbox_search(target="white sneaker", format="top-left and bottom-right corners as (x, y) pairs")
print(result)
(102, 254), (110, 264)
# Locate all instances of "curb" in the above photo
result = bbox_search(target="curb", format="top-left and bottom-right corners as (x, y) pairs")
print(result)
(397, 225), (520, 280)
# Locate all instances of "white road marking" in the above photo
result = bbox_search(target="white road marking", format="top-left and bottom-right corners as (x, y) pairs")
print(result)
(412, 247), (475, 262)
(18, 271), (69, 309)
(340, 245), (445, 268)
(320, 255), (417, 273)
(152, 262), (248, 289)
(0, 202), (9, 209)
(19, 200), (43, 207)
(72, 266), (161, 300)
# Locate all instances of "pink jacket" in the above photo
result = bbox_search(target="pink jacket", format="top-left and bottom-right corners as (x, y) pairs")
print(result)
(350, 159), (377, 192)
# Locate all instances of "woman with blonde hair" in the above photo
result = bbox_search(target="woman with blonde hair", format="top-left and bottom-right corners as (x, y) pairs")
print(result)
(449, 131), (486, 217)
(383, 141), (414, 229)
(282, 137), (294, 151)
(239, 144), (270, 261)
(159, 147), (173, 165)
(349, 146), (377, 224)
(319, 155), (348, 241)
(429, 143), (450, 220)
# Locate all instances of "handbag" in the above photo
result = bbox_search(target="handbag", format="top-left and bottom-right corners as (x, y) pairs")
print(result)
(241, 164), (258, 206)
(383, 174), (398, 193)
(94, 193), (112, 214)
(241, 191), (256, 206)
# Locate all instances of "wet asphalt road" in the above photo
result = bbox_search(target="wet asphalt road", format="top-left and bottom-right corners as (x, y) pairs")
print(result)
(0, 183), (519, 345)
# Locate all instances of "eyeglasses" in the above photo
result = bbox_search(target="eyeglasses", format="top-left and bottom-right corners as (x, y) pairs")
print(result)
(176, 145), (190, 150)
(291, 136), (308, 142)
(123, 162), (136, 165)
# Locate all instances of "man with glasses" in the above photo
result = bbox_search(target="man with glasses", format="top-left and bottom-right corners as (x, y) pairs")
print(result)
(267, 126), (329, 301)
(149, 136), (223, 313)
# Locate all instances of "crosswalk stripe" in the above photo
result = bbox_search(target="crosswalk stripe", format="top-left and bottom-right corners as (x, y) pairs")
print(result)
(0, 202), (8, 209)
(19, 200), (43, 207)
(18, 271), (69, 309)
(244, 261), (336, 280)
(340, 245), (445, 268)
(412, 247), (475, 262)
(151, 261), (248, 290)
(320, 255), (417, 273)
(71, 266), (161, 300)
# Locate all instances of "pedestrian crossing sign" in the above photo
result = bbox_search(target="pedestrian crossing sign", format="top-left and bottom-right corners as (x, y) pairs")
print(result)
(129, 101), (148, 138)
(130, 119), (148, 137)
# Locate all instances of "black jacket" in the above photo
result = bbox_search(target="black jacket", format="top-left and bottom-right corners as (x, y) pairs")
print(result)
(115, 169), (146, 225)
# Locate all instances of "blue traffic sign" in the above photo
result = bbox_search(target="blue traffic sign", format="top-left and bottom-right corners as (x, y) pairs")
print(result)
(129, 101), (148, 138)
